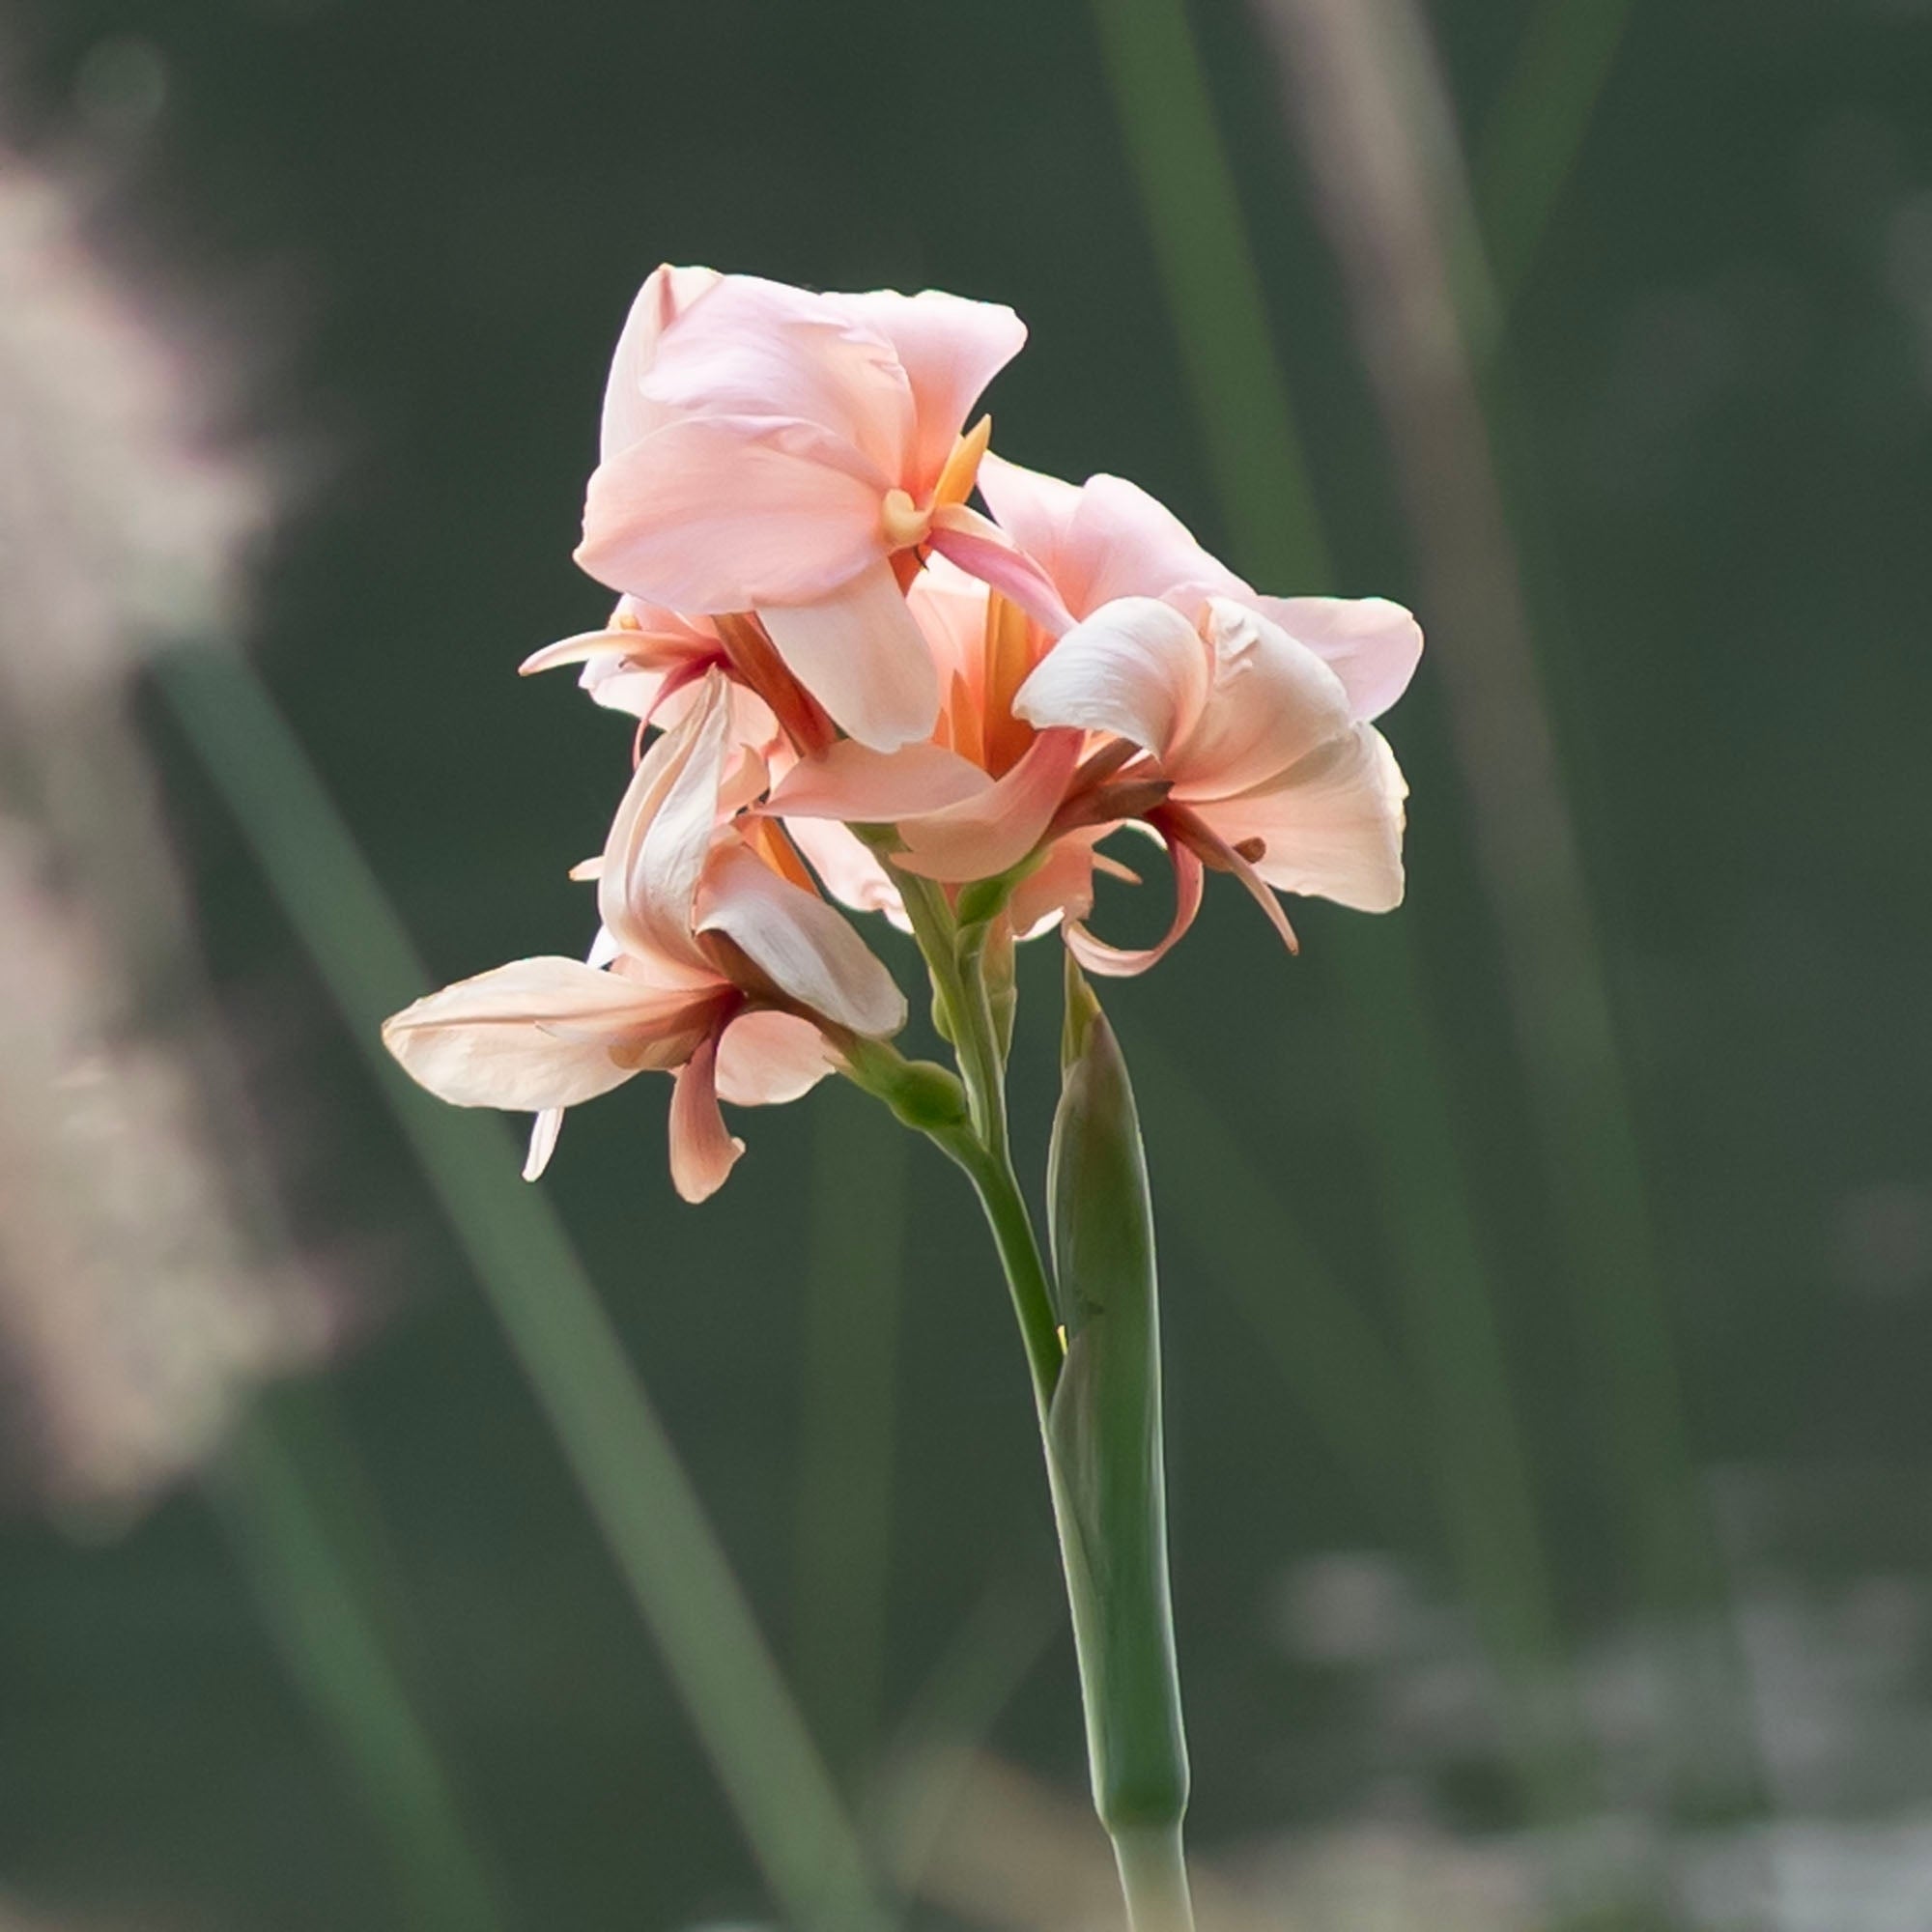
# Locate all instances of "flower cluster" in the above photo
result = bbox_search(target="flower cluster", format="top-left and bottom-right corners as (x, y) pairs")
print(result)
(384, 268), (1420, 1201)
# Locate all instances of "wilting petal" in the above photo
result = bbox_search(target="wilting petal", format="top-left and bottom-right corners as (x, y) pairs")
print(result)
(829, 290), (1026, 492)
(641, 274), (916, 479)
(383, 956), (709, 1112)
(1253, 594), (1423, 722)
(668, 1034), (744, 1203)
(1197, 724), (1408, 913)
(927, 502), (1078, 637)
(1064, 835), (1205, 978)
(767, 738), (989, 823)
(757, 557), (941, 751)
(599, 674), (735, 963)
(714, 1009), (835, 1106)
(579, 413), (887, 611)
(600, 264), (724, 459)
(782, 816), (908, 926)
(696, 842), (907, 1037)
(1012, 597), (1209, 758)
(895, 727), (1086, 882)
(1167, 597), (1356, 796)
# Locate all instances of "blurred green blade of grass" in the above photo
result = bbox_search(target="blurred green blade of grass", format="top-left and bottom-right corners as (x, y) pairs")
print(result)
(211, 1408), (510, 1932)
(1131, 1034), (1417, 1535)
(1087, 0), (1593, 1826)
(790, 1078), (909, 1782)
(1474, 0), (1635, 309)
(156, 643), (891, 1932)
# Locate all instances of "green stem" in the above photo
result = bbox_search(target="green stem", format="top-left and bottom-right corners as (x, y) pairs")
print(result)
(1111, 1825), (1196, 1932)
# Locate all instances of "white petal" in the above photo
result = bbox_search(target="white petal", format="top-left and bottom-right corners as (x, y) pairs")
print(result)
(1012, 596), (1209, 757)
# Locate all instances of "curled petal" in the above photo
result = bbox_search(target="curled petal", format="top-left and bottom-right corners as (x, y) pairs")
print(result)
(1252, 595), (1423, 723)
(598, 673), (735, 964)
(668, 1034), (744, 1204)
(1064, 835), (1206, 979)
(829, 290), (1027, 493)
(578, 413), (888, 611)
(382, 956), (715, 1113)
(927, 501), (1077, 637)
(696, 842), (907, 1037)
(1195, 725), (1408, 914)
(765, 738), (989, 823)
(895, 726), (1086, 883)
(1012, 597), (1209, 758)
(1167, 597), (1355, 796)
(1165, 807), (1300, 956)
(714, 1009), (835, 1107)
(757, 557), (941, 752)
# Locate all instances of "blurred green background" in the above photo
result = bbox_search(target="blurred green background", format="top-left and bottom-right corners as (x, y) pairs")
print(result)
(2, 0), (1929, 1927)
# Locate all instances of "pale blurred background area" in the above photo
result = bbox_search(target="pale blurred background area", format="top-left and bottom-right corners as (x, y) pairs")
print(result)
(0, 1), (1928, 1928)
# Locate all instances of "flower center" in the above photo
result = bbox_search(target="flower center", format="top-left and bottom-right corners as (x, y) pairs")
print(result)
(880, 488), (930, 549)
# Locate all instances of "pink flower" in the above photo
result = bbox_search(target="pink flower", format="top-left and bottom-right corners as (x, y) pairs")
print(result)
(576, 267), (1059, 753)
(382, 674), (904, 1201)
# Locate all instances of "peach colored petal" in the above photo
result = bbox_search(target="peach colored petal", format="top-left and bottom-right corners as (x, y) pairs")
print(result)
(1253, 595), (1423, 723)
(757, 557), (942, 751)
(714, 1009), (835, 1107)
(895, 726), (1086, 883)
(696, 842), (907, 1037)
(927, 501), (1078, 637)
(1011, 596), (1210, 758)
(600, 263), (723, 459)
(906, 553), (993, 700)
(765, 738), (990, 823)
(668, 1034), (744, 1203)
(1196, 724), (1408, 913)
(828, 290), (1026, 493)
(578, 413), (888, 611)
(382, 956), (712, 1113)
(641, 274), (916, 481)
(1005, 828), (1103, 940)
(1166, 597), (1355, 796)
(1064, 837), (1205, 979)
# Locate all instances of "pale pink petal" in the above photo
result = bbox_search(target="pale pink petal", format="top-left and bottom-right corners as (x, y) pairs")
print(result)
(1011, 597), (1209, 758)
(598, 674), (734, 964)
(667, 1035), (744, 1203)
(782, 816), (908, 927)
(1253, 595), (1423, 722)
(905, 554), (993, 697)
(696, 842), (907, 1037)
(382, 956), (706, 1112)
(1166, 597), (1355, 796)
(1005, 829), (1102, 940)
(895, 727), (1086, 883)
(1197, 724), (1408, 913)
(1071, 473), (1248, 613)
(523, 1108), (564, 1182)
(828, 290), (1026, 492)
(927, 502), (1078, 637)
(976, 456), (1241, 619)
(641, 275), (915, 481)
(578, 413), (887, 611)
(714, 1009), (835, 1106)
(757, 557), (941, 751)
(766, 738), (989, 823)
(600, 264), (724, 459)
(1064, 837), (1205, 978)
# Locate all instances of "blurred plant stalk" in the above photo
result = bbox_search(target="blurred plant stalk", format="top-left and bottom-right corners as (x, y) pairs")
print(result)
(0, 167), (506, 1922)
(1259, 0), (1761, 1811)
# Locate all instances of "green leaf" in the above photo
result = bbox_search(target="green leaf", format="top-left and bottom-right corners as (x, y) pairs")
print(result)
(1044, 961), (1190, 1836)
